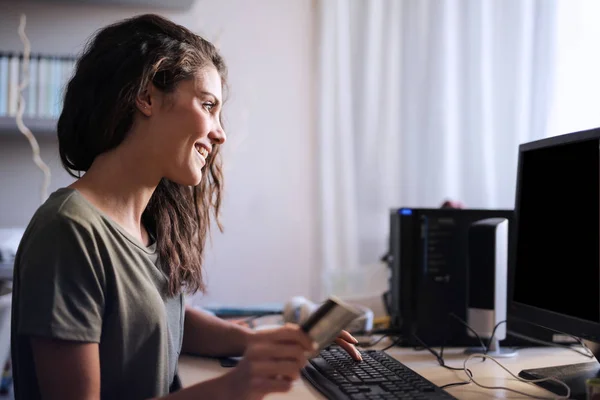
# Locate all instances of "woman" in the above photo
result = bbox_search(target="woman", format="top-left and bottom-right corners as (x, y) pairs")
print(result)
(10, 13), (360, 400)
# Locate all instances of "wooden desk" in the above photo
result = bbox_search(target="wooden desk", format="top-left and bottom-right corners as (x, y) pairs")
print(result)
(178, 341), (593, 399)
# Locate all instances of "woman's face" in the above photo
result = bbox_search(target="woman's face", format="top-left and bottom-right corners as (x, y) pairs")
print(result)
(148, 66), (225, 186)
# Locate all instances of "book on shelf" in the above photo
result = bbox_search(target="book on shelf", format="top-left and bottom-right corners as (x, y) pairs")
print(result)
(0, 52), (76, 122)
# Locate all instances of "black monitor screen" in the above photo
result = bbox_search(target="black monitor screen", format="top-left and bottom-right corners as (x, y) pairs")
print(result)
(514, 138), (600, 323)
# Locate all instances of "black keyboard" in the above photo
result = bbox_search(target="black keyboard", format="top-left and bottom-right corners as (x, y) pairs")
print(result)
(302, 346), (457, 400)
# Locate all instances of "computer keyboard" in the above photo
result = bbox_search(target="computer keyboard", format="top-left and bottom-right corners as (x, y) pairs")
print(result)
(302, 346), (457, 400)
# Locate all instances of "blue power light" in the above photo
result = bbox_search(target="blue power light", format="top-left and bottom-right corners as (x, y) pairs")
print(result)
(400, 208), (412, 215)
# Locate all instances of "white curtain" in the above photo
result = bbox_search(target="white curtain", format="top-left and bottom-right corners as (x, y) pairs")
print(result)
(547, 0), (600, 137)
(316, 0), (558, 298)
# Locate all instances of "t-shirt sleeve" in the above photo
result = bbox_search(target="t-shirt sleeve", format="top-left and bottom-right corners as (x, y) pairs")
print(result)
(16, 215), (106, 342)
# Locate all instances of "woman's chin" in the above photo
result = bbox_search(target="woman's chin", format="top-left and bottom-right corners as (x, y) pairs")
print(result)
(167, 171), (203, 187)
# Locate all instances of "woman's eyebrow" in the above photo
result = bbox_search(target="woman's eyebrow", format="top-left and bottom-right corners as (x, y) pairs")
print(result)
(199, 91), (221, 105)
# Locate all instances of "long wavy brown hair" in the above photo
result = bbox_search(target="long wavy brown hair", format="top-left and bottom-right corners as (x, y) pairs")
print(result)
(57, 14), (226, 295)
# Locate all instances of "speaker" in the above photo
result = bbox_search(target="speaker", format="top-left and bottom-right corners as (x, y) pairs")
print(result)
(466, 217), (517, 357)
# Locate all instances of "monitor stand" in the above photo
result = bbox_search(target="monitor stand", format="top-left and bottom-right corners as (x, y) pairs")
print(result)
(518, 339), (600, 400)
(464, 337), (518, 358)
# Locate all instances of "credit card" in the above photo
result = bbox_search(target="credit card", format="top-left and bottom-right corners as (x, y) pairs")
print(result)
(301, 296), (362, 356)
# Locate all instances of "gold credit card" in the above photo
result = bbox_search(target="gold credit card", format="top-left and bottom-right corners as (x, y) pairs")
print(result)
(301, 296), (362, 356)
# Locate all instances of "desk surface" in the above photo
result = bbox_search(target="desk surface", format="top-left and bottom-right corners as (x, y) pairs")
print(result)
(178, 340), (593, 399)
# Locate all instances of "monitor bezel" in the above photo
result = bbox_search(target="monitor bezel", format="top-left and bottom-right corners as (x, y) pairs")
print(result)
(508, 126), (600, 340)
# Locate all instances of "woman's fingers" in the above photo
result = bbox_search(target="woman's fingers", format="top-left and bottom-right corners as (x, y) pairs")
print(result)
(257, 324), (314, 351)
(245, 342), (308, 368)
(232, 324), (317, 400)
(337, 330), (359, 345)
(334, 337), (363, 361)
(335, 330), (362, 361)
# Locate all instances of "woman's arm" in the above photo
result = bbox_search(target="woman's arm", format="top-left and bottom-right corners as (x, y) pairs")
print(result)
(31, 337), (101, 400)
(181, 306), (253, 357)
(31, 337), (238, 400)
(32, 326), (314, 400)
(182, 306), (362, 360)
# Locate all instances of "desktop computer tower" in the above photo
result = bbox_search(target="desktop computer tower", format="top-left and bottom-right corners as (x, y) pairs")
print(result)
(388, 207), (514, 347)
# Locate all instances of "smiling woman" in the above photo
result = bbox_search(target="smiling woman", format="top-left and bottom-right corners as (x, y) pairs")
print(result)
(57, 14), (228, 295)
(10, 13), (360, 400)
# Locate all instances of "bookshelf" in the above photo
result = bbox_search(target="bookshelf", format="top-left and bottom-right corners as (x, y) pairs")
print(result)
(0, 116), (56, 137)
(0, 51), (73, 138)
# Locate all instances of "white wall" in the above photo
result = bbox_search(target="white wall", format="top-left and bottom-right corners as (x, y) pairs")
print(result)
(0, 0), (319, 306)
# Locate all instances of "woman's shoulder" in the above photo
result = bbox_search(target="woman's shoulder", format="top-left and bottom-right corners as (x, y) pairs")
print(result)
(15, 188), (106, 267)
(27, 187), (103, 236)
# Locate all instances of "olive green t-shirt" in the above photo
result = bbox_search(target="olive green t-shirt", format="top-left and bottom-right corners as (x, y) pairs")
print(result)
(11, 188), (185, 400)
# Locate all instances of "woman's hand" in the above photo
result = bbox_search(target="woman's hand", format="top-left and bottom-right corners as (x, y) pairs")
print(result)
(225, 324), (314, 400)
(334, 330), (362, 361)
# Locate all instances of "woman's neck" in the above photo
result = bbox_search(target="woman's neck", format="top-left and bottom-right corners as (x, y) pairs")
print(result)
(69, 143), (161, 246)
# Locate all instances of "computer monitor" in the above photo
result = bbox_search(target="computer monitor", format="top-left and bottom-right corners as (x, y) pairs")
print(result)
(508, 126), (600, 399)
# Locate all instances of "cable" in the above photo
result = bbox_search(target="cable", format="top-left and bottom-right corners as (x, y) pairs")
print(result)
(389, 333), (571, 397)
(356, 333), (393, 348)
(16, 14), (52, 204)
(486, 320), (506, 352)
(447, 312), (488, 353)
(439, 313), (499, 364)
(450, 312), (592, 358)
(380, 314), (578, 397)
(439, 381), (471, 389)
(375, 316), (572, 397)
(375, 312), (481, 385)
(364, 330), (474, 390)
(380, 336), (403, 352)
(411, 333), (473, 373)
(507, 330), (594, 358)
(509, 318), (595, 358)
(461, 353), (570, 399)
(407, 315), (503, 389)
(441, 319), (505, 388)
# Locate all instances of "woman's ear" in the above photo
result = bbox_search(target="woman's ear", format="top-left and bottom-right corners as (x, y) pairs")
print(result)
(136, 86), (154, 117)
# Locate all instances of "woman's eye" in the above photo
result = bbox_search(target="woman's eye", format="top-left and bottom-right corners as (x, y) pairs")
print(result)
(203, 102), (215, 112)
